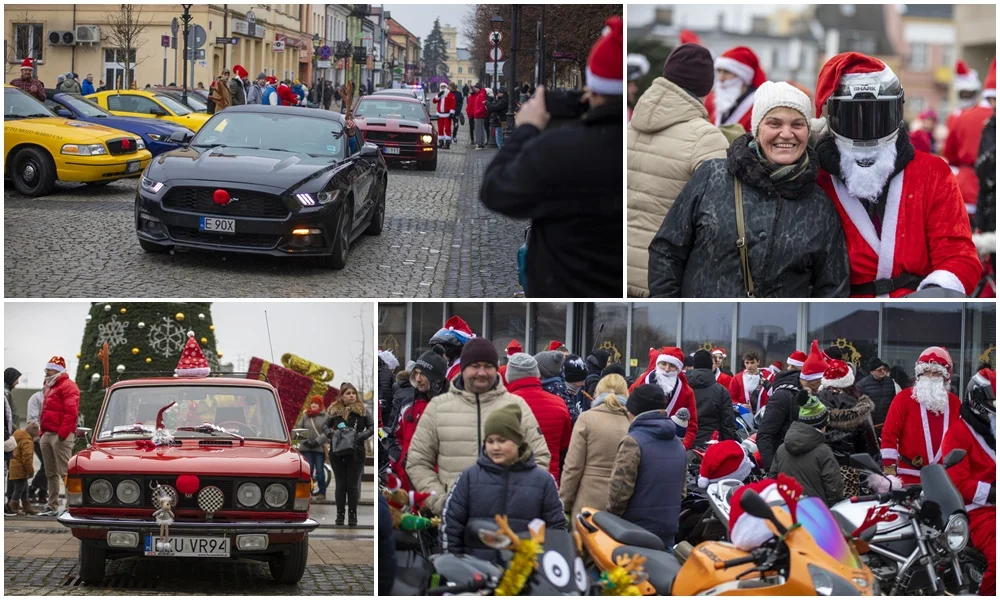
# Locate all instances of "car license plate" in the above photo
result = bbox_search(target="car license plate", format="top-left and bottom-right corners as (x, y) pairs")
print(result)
(127, 160), (141, 173)
(383, 146), (400, 155)
(200, 217), (236, 234)
(144, 535), (230, 557)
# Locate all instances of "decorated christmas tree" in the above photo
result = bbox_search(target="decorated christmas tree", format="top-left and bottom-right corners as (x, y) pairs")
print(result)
(74, 303), (220, 434)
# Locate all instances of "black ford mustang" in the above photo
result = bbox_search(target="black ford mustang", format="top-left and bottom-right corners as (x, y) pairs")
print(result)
(135, 105), (387, 269)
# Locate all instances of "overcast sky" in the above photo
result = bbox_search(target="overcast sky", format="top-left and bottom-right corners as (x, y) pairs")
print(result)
(5, 302), (373, 391)
(383, 4), (476, 46)
(627, 4), (807, 30)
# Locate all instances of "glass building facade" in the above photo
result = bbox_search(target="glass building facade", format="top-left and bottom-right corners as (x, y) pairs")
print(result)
(379, 302), (996, 397)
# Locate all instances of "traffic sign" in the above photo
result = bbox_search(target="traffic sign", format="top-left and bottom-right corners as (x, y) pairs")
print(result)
(171, 17), (179, 37)
(489, 31), (503, 46)
(161, 35), (170, 48)
(272, 40), (285, 53)
(216, 36), (238, 45)
(188, 24), (207, 49)
(489, 46), (504, 62)
(319, 45), (331, 60)
(184, 49), (206, 60)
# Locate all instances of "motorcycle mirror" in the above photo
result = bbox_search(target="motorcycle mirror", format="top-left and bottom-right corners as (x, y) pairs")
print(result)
(943, 448), (967, 468)
(738, 489), (784, 535)
(849, 453), (881, 473)
(859, 525), (878, 542)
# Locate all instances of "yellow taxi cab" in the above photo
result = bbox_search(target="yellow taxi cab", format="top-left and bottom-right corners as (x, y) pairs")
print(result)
(4, 86), (153, 197)
(86, 89), (211, 132)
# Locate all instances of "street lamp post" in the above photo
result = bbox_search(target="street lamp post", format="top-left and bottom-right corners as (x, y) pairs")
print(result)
(180, 4), (193, 106)
(504, 6), (520, 138)
(312, 33), (321, 107)
(490, 14), (503, 94)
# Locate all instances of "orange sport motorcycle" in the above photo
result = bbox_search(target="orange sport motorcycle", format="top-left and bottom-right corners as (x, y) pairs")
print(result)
(576, 489), (875, 595)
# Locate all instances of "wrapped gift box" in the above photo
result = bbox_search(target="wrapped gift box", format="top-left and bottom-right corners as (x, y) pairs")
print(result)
(247, 354), (339, 432)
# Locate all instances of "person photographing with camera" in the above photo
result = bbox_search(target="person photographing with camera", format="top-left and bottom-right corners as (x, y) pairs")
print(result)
(480, 16), (623, 298)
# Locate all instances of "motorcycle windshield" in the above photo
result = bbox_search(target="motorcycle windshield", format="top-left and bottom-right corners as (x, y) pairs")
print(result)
(920, 464), (965, 528)
(797, 497), (863, 570)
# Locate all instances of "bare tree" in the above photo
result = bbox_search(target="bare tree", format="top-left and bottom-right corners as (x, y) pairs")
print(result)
(5, 10), (34, 79)
(352, 306), (373, 396)
(105, 4), (154, 88)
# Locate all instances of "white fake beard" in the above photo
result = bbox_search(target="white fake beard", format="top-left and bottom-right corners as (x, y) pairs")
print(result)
(912, 377), (949, 415)
(656, 369), (678, 397)
(835, 136), (898, 202)
(714, 78), (743, 118)
(957, 97), (977, 110)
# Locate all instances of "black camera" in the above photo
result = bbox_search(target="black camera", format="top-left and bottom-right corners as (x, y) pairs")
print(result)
(545, 89), (587, 121)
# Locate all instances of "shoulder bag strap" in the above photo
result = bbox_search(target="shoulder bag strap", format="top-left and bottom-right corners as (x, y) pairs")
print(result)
(733, 176), (756, 297)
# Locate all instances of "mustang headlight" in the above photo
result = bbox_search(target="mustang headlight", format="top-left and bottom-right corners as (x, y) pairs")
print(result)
(807, 564), (860, 596)
(421, 134), (433, 144)
(294, 190), (339, 206)
(942, 514), (969, 552)
(237, 482), (262, 507)
(115, 479), (141, 504)
(141, 176), (164, 193)
(89, 479), (113, 504)
(264, 483), (290, 508)
(61, 143), (107, 156)
(147, 134), (166, 141)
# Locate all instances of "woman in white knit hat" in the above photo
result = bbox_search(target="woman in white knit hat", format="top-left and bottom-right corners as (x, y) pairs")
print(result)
(648, 81), (850, 298)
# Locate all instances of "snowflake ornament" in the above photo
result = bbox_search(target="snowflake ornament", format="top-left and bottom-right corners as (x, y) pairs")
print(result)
(148, 317), (187, 358)
(96, 315), (130, 351)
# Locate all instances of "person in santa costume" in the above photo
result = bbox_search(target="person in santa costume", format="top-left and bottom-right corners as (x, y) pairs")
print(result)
(697, 439), (755, 489)
(627, 347), (698, 449)
(711, 348), (734, 389)
(944, 60), (994, 216)
(880, 347), (962, 487)
(434, 82), (456, 149)
(910, 109), (938, 155)
(428, 315), (475, 381)
(9, 58), (46, 102)
(814, 52), (981, 297)
(729, 351), (764, 409)
(941, 368), (995, 596)
(712, 46), (767, 134)
(497, 338), (522, 387)
(947, 59), (984, 130)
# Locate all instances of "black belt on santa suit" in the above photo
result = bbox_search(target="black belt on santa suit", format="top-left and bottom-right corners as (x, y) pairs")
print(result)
(851, 273), (924, 296)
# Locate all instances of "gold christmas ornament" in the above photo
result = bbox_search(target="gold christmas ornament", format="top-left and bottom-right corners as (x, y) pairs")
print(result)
(120, 308), (127, 314)
(175, 313), (185, 321)
(217, 351), (223, 358)
(146, 357), (153, 364)
(209, 325), (215, 331)
(200, 337), (208, 345)
(132, 347), (140, 355)
(76, 352), (82, 359)
(84, 364), (90, 370)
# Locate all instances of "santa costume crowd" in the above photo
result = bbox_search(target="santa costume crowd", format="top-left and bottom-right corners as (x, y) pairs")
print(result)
(628, 34), (995, 299)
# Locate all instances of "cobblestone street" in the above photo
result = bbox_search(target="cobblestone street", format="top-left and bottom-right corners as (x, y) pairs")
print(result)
(4, 139), (525, 298)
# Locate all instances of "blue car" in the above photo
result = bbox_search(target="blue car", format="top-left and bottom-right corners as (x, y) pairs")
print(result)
(44, 91), (194, 157)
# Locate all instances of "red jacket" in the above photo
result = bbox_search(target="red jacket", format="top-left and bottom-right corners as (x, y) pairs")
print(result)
(276, 84), (296, 107)
(435, 90), (456, 117)
(942, 417), (996, 514)
(944, 105), (993, 209)
(880, 390), (961, 484)
(728, 370), (764, 406)
(506, 377), (572, 484)
(467, 89), (488, 119)
(715, 370), (733, 390)
(628, 355), (698, 450)
(391, 394), (431, 492)
(910, 129), (933, 154)
(39, 373), (80, 440)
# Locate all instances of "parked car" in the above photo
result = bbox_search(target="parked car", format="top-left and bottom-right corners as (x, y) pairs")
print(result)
(353, 95), (437, 171)
(57, 375), (320, 584)
(149, 86), (210, 113)
(371, 89), (424, 101)
(86, 90), (211, 131)
(4, 86), (152, 196)
(135, 105), (387, 269)
(44, 91), (194, 157)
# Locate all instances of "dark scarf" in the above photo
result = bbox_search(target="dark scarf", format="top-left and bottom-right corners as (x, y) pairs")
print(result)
(727, 133), (818, 199)
(961, 402), (995, 450)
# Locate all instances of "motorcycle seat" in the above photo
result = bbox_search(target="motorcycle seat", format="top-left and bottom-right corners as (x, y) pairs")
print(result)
(612, 545), (681, 595)
(592, 511), (666, 551)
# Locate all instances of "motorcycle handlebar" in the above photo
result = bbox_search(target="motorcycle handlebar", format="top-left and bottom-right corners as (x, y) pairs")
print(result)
(715, 554), (758, 570)
(427, 575), (488, 595)
(851, 493), (890, 503)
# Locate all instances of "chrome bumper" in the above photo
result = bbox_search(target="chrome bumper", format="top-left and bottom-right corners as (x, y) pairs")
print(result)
(58, 512), (319, 534)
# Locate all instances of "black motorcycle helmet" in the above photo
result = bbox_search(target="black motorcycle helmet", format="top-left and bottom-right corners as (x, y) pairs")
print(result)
(966, 368), (996, 417)
(821, 53), (905, 144)
(428, 330), (465, 362)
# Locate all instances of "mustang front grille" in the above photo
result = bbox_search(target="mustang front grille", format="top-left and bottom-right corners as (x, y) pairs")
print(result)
(362, 131), (419, 143)
(163, 187), (290, 219)
(168, 227), (281, 250)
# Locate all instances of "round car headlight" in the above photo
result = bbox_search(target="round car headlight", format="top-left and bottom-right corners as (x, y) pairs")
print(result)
(421, 134), (433, 144)
(237, 482), (262, 507)
(115, 479), (141, 504)
(943, 514), (969, 552)
(264, 483), (290, 508)
(90, 479), (113, 504)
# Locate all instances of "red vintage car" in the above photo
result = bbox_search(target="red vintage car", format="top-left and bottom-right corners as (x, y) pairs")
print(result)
(57, 376), (319, 583)
(354, 95), (438, 171)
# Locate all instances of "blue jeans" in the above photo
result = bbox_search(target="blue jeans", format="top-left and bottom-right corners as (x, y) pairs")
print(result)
(495, 127), (504, 149)
(303, 450), (327, 495)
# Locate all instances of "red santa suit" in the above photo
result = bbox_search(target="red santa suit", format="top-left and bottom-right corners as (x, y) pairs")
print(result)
(715, 369), (733, 390)
(712, 46), (766, 134)
(880, 382), (961, 485)
(390, 394), (431, 492)
(943, 104), (993, 214)
(628, 347), (698, 449)
(728, 369), (763, 407)
(435, 87), (455, 141)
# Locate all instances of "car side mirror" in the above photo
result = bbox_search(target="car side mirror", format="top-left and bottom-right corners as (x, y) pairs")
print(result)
(56, 108), (73, 118)
(150, 107), (169, 116)
(430, 114), (438, 121)
(360, 142), (380, 157)
(76, 427), (93, 444)
(943, 448), (966, 468)
(167, 130), (193, 144)
(849, 453), (881, 473)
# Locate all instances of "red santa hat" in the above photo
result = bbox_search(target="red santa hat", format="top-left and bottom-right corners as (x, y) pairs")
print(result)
(656, 347), (685, 371)
(915, 346), (953, 380)
(443, 316), (474, 340)
(586, 16), (623, 96)
(45, 356), (67, 373)
(768, 361), (783, 374)
(266, 75), (278, 85)
(821, 359), (855, 389)
(679, 29), (702, 45)
(233, 64), (248, 78)
(409, 490), (434, 509)
(983, 59), (996, 100)
(799, 340), (828, 381)
(175, 332), (211, 377)
(814, 52), (894, 117)
(20, 57), (33, 69)
(384, 472), (402, 492)
(711, 348), (727, 359)
(547, 340), (566, 352)
(698, 440), (753, 488)
(954, 59), (981, 93)
(714, 46), (767, 88)
(506, 339), (523, 357)
(786, 350), (807, 368)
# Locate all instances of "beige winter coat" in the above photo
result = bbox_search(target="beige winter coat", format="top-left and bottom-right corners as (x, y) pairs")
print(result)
(558, 395), (633, 517)
(627, 77), (730, 297)
(405, 376), (551, 515)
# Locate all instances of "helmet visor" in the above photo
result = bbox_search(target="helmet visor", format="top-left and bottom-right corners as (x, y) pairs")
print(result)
(827, 97), (904, 142)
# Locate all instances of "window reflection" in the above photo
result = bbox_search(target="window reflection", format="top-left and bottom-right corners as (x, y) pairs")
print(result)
(882, 303), (962, 391)
(489, 303), (527, 358)
(531, 304), (568, 355)
(807, 303), (880, 371)
(631, 303), (678, 378)
(589, 303), (628, 369)
(377, 303), (407, 362)
(682, 303), (734, 360)
(737, 304), (797, 368)
(410, 302), (444, 362)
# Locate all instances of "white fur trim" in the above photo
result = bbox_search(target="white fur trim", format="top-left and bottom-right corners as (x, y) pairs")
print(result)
(984, 88), (997, 99)
(867, 471), (902, 493)
(786, 358), (804, 368)
(175, 367), (211, 377)
(915, 362), (950, 378)
(45, 363), (67, 373)
(714, 56), (755, 86)
(657, 354), (683, 371)
(585, 67), (622, 95)
(919, 402), (949, 465)
(831, 171), (904, 298)
(881, 448), (899, 460)
(917, 269), (967, 295)
(965, 420), (997, 463)
(800, 371), (824, 381)
(954, 72), (981, 93)
(972, 231), (996, 254)
(974, 481), (992, 506)
(730, 513), (775, 551)
(821, 372), (855, 389)
(698, 476), (710, 489)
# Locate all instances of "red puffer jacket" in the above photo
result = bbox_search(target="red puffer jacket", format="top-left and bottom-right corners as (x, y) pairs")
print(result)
(506, 377), (572, 485)
(468, 89), (488, 119)
(39, 374), (81, 439)
(277, 84), (296, 106)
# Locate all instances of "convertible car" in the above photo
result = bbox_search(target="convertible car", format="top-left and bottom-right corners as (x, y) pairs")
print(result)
(353, 95), (437, 171)
(135, 105), (387, 269)
(45, 91), (194, 157)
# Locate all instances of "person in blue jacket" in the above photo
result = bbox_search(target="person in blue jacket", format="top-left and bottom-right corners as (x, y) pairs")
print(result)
(441, 403), (566, 561)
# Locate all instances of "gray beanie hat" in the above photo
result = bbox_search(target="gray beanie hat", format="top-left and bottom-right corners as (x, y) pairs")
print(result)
(534, 350), (566, 379)
(505, 352), (540, 383)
